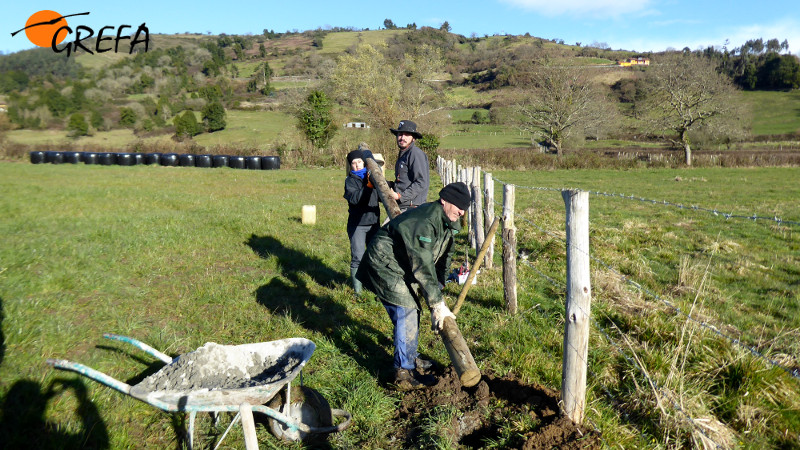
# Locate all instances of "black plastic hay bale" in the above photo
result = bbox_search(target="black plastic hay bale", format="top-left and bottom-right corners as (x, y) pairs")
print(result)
(134, 153), (145, 165)
(30, 151), (46, 164)
(228, 156), (246, 169)
(45, 151), (64, 164)
(212, 155), (229, 168)
(98, 152), (117, 165)
(145, 153), (161, 165)
(195, 154), (212, 168)
(262, 156), (281, 170)
(245, 156), (261, 170)
(83, 152), (99, 165)
(116, 153), (136, 166)
(160, 153), (179, 166)
(179, 154), (196, 167)
(63, 152), (83, 164)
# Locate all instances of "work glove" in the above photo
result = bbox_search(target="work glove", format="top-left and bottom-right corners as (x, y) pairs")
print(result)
(366, 171), (374, 188)
(430, 301), (456, 331)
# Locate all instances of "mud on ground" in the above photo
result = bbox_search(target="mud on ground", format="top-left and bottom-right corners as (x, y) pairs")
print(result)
(389, 366), (601, 449)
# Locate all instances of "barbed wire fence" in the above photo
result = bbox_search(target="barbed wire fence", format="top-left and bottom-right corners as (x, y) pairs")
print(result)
(435, 156), (800, 447)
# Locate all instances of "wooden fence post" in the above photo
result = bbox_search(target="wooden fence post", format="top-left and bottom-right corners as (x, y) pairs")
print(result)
(560, 189), (591, 425)
(502, 184), (517, 314)
(484, 172), (494, 269)
(472, 166), (483, 253)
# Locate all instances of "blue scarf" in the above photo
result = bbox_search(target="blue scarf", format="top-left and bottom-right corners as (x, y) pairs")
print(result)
(351, 168), (367, 179)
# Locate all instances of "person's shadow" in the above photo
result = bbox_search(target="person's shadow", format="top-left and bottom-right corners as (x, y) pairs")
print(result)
(0, 377), (110, 449)
(1, 296), (5, 366)
(246, 234), (393, 381)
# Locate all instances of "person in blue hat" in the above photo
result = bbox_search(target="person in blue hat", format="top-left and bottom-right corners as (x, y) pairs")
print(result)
(389, 120), (429, 212)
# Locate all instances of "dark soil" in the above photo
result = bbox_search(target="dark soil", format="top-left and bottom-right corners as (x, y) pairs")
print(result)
(391, 366), (601, 449)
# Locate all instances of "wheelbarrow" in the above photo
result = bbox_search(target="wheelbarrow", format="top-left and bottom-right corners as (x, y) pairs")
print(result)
(46, 333), (352, 449)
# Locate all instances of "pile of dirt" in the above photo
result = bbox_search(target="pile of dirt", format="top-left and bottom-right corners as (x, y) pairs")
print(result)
(392, 366), (601, 449)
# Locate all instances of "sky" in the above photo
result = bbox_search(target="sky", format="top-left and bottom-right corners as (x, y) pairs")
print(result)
(2, 1), (799, 56)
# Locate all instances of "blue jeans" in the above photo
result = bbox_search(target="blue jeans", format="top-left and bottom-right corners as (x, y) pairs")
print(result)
(381, 301), (420, 370)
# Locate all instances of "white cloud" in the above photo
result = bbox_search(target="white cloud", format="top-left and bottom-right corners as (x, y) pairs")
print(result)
(499, 0), (652, 17)
(618, 18), (800, 55)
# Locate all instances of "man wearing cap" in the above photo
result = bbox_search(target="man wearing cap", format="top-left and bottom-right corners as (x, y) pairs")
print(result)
(390, 120), (430, 212)
(356, 182), (471, 389)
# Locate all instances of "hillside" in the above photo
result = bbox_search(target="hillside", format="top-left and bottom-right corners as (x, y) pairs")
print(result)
(1, 27), (799, 168)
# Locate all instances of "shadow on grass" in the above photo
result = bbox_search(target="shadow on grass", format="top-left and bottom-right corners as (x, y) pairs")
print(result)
(246, 234), (393, 381)
(0, 377), (109, 449)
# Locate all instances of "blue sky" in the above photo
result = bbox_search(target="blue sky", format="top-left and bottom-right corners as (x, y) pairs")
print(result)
(2, 1), (799, 56)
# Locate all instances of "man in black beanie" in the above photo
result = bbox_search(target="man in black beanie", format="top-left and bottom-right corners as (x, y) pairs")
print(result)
(356, 182), (470, 389)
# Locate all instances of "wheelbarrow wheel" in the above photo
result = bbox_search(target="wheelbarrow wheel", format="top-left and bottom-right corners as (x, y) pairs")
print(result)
(266, 385), (333, 443)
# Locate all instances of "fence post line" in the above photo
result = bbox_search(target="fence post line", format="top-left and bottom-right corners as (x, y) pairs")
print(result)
(560, 189), (591, 425)
(484, 172), (495, 269)
(472, 167), (483, 253)
(502, 184), (517, 314)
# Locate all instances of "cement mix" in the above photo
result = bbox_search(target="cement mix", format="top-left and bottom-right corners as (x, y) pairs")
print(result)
(133, 342), (304, 393)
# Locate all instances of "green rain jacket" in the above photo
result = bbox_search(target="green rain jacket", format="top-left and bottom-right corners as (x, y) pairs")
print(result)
(356, 201), (461, 310)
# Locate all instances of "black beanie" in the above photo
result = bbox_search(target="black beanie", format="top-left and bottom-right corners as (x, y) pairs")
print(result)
(439, 182), (471, 210)
(347, 150), (364, 164)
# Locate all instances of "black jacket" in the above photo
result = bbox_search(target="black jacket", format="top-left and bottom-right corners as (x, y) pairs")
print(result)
(344, 172), (380, 227)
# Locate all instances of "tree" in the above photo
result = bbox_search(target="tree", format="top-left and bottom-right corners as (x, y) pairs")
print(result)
(295, 90), (336, 148)
(640, 53), (743, 166)
(511, 65), (617, 157)
(202, 101), (226, 132)
(330, 43), (446, 133)
(174, 111), (201, 140)
(440, 21), (451, 32)
(247, 62), (273, 95)
(383, 19), (397, 30)
(119, 107), (137, 128)
(67, 113), (88, 137)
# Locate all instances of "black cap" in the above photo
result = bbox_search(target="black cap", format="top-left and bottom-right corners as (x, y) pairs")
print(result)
(439, 182), (471, 211)
(390, 120), (423, 139)
(347, 150), (364, 164)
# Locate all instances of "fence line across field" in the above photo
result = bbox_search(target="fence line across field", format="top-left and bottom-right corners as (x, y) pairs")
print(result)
(435, 156), (799, 443)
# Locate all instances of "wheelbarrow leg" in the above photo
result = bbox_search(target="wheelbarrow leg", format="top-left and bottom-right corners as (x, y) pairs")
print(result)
(187, 411), (197, 450)
(240, 403), (259, 450)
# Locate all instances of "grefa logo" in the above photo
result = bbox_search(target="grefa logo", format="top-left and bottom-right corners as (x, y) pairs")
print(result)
(11, 10), (149, 57)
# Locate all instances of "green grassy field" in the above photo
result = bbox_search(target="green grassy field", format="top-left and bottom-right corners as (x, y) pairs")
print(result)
(1, 162), (798, 448)
(741, 90), (800, 136)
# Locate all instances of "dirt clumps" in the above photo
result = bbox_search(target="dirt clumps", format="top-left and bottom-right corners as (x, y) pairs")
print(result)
(392, 366), (601, 449)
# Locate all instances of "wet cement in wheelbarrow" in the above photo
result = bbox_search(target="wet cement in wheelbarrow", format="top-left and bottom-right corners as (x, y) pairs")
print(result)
(133, 343), (303, 393)
(391, 366), (601, 449)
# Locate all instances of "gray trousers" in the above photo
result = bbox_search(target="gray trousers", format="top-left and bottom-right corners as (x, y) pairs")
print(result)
(348, 223), (378, 270)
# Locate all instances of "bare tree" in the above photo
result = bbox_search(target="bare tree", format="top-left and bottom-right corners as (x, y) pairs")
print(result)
(640, 53), (743, 166)
(329, 43), (446, 133)
(512, 65), (617, 157)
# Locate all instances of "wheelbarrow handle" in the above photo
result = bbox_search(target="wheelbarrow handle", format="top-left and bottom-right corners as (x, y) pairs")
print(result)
(46, 358), (132, 395)
(103, 333), (174, 364)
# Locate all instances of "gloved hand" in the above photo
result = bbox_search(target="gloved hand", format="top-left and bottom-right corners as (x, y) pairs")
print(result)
(366, 172), (374, 188)
(430, 301), (456, 331)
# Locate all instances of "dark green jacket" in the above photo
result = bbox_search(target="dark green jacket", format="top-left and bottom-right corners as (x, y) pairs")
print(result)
(356, 201), (461, 310)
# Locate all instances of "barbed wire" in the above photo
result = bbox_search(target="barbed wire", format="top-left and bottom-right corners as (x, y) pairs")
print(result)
(514, 248), (721, 449)
(508, 203), (800, 382)
(490, 175), (800, 227)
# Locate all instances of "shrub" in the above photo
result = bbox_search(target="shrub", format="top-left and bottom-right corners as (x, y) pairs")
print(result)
(67, 113), (89, 137)
(201, 101), (226, 132)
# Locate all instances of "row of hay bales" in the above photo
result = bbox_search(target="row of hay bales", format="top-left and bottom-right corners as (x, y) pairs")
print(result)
(29, 151), (281, 170)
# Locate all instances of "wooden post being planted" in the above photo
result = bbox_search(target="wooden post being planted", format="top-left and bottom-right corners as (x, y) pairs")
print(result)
(362, 148), (481, 388)
(560, 189), (591, 425)
(502, 184), (517, 314)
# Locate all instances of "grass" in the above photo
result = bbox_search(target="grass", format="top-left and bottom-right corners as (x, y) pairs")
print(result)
(1, 162), (798, 448)
(319, 30), (407, 55)
(741, 90), (800, 136)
